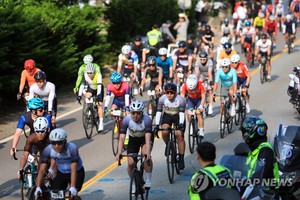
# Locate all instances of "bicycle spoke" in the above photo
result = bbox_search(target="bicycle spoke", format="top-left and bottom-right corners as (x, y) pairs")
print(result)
(166, 141), (175, 184)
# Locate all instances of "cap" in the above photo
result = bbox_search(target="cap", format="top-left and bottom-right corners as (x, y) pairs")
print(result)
(178, 13), (185, 18)
(166, 20), (172, 24)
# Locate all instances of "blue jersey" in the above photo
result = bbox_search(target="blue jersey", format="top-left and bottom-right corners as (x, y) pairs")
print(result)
(16, 112), (51, 134)
(41, 142), (83, 174)
(120, 114), (153, 138)
(215, 68), (237, 87)
(156, 56), (173, 75)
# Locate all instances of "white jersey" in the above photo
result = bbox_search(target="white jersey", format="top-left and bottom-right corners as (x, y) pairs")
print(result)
(256, 39), (272, 53)
(121, 114), (153, 138)
(29, 81), (56, 112)
(221, 24), (233, 36)
(242, 27), (256, 38)
(275, 4), (284, 16)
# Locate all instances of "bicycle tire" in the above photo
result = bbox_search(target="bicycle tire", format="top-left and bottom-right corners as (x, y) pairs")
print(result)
(174, 141), (181, 175)
(130, 168), (144, 200)
(220, 106), (226, 139)
(234, 96), (241, 126)
(288, 37), (291, 54)
(111, 120), (119, 156)
(151, 98), (157, 120)
(225, 101), (233, 133)
(259, 64), (265, 84)
(21, 165), (36, 200)
(82, 106), (94, 139)
(166, 141), (175, 184)
(188, 118), (196, 154)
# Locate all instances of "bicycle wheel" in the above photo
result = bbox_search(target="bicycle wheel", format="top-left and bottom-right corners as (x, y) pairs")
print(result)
(82, 106), (94, 139)
(259, 64), (265, 84)
(166, 141), (175, 184)
(241, 99), (247, 123)
(288, 37), (291, 54)
(188, 118), (196, 154)
(220, 106), (226, 139)
(174, 141), (181, 175)
(234, 97), (241, 126)
(225, 102), (233, 133)
(111, 120), (119, 156)
(21, 165), (35, 200)
(129, 169), (144, 200)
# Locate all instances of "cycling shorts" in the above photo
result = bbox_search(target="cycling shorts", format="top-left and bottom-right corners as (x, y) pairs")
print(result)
(124, 68), (134, 77)
(112, 98), (126, 109)
(186, 97), (201, 110)
(149, 81), (158, 90)
(127, 135), (154, 154)
(44, 97), (58, 117)
(255, 26), (263, 31)
(220, 86), (231, 100)
(161, 113), (186, 134)
(237, 77), (247, 88)
(259, 51), (268, 57)
(244, 37), (253, 44)
(86, 85), (104, 102)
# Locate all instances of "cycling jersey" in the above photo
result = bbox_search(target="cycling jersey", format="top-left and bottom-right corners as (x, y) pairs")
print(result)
(144, 66), (162, 90)
(221, 24), (233, 36)
(253, 17), (266, 27)
(194, 58), (214, 79)
(241, 27), (256, 40)
(17, 112), (51, 134)
(41, 142), (83, 174)
(231, 62), (249, 79)
(131, 43), (147, 63)
(120, 114), (153, 138)
(236, 19), (247, 32)
(256, 39), (272, 53)
(19, 68), (41, 93)
(147, 29), (162, 47)
(202, 31), (215, 45)
(291, 1), (300, 12)
(173, 49), (193, 68)
(283, 20), (296, 34)
(118, 51), (138, 69)
(156, 56), (173, 75)
(275, 4), (284, 16)
(104, 82), (130, 108)
(187, 41), (198, 54)
(181, 80), (206, 99)
(74, 63), (101, 90)
(215, 68), (237, 87)
(264, 20), (278, 34)
(218, 50), (237, 60)
(23, 133), (49, 153)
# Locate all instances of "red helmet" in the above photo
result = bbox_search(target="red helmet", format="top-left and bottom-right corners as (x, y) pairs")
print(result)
(24, 59), (35, 70)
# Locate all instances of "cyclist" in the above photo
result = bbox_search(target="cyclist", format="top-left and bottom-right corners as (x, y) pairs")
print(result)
(201, 25), (215, 60)
(180, 74), (206, 140)
(115, 100), (154, 189)
(34, 128), (85, 199)
(154, 83), (186, 169)
(241, 21), (256, 57)
(254, 33), (272, 81)
(217, 42), (237, 70)
(283, 14), (296, 48)
(77, 63), (104, 132)
(290, 0), (300, 23)
(131, 35), (148, 83)
(17, 117), (51, 179)
(17, 59), (41, 101)
(10, 98), (51, 156)
(73, 54), (101, 94)
(117, 44), (139, 95)
(193, 51), (214, 115)
(29, 71), (57, 128)
(264, 15), (278, 48)
(103, 71), (130, 114)
(186, 34), (199, 62)
(146, 24), (162, 56)
(220, 18), (234, 42)
(156, 47), (173, 85)
(188, 142), (234, 200)
(230, 54), (251, 113)
(274, 1), (284, 31)
(253, 12), (266, 34)
(236, 12), (247, 43)
(213, 58), (238, 117)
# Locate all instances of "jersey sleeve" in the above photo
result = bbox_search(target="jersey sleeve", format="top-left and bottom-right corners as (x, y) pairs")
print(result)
(120, 116), (130, 134)
(40, 145), (51, 163)
(16, 114), (27, 130)
(232, 69), (237, 83)
(75, 65), (85, 89)
(214, 69), (221, 83)
(69, 143), (80, 163)
(144, 115), (153, 134)
(19, 70), (27, 93)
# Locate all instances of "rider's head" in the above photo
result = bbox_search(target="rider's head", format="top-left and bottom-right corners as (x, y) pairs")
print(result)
(269, 15), (275, 22)
(245, 20), (251, 28)
(164, 83), (177, 100)
(110, 71), (123, 89)
(86, 63), (96, 77)
(158, 47), (168, 60)
(33, 117), (49, 140)
(241, 116), (268, 145)
(147, 56), (156, 69)
(205, 25), (211, 33)
(49, 128), (67, 153)
(224, 42), (232, 54)
(83, 54), (93, 64)
(134, 35), (142, 44)
(130, 100), (144, 122)
(186, 74), (198, 90)
(199, 51), (208, 64)
(187, 34), (194, 43)
(27, 97), (45, 116)
(230, 54), (240, 68)
(258, 12), (265, 19)
(121, 45), (131, 56)
(178, 41), (187, 52)
(34, 71), (47, 87)
(224, 18), (229, 26)
(261, 33), (267, 42)
(220, 58), (231, 72)
(24, 59), (35, 74)
(286, 14), (292, 21)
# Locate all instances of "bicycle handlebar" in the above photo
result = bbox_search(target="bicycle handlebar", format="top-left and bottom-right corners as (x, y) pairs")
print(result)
(118, 153), (151, 167)
(11, 148), (21, 160)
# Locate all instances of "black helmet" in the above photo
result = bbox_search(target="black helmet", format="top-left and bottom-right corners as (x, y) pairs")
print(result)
(224, 18), (229, 25)
(34, 71), (46, 81)
(134, 35), (142, 41)
(178, 40), (187, 48)
(205, 25), (211, 31)
(147, 56), (156, 65)
(261, 33), (267, 39)
(199, 51), (208, 59)
(164, 83), (177, 92)
(241, 116), (268, 144)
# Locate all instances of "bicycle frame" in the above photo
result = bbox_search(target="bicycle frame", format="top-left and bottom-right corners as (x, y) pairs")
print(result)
(260, 56), (268, 84)
(109, 109), (124, 156)
(82, 96), (99, 139)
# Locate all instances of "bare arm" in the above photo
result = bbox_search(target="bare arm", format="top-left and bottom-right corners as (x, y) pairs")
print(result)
(70, 162), (78, 188)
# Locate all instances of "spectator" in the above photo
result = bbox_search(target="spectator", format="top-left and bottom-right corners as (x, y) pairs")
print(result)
(147, 24), (162, 56)
(195, 0), (206, 23)
(174, 13), (189, 41)
(160, 20), (176, 47)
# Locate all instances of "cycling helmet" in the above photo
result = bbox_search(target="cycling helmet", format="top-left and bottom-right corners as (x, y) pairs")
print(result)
(27, 97), (44, 110)
(158, 47), (168, 56)
(258, 12), (265, 18)
(164, 83), (177, 92)
(224, 42), (232, 53)
(261, 33), (267, 39)
(33, 117), (48, 133)
(34, 71), (46, 81)
(83, 54), (93, 64)
(24, 59), (35, 70)
(241, 116), (268, 144)
(147, 56), (156, 65)
(85, 63), (95, 73)
(286, 14), (292, 20)
(293, 66), (300, 74)
(110, 71), (123, 83)
(186, 74), (198, 90)
(220, 58), (231, 67)
(245, 21), (251, 26)
(205, 25), (211, 31)
(178, 40), (187, 48)
(199, 51), (208, 59)
(277, 3), (282, 8)
(232, 12), (238, 20)
(269, 15), (275, 21)
(231, 54), (240, 63)
(49, 128), (67, 142)
(220, 37), (228, 45)
(121, 45), (131, 55)
(134, 35), (142, 41)
(130, 100), (144, 112)
(224, 18), (229, 25)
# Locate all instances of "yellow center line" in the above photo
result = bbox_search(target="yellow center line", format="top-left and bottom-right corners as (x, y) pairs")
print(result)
(80, 38), (300, 193)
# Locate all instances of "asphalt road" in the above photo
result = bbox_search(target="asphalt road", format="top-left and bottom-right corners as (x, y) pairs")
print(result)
(1, 29), (300, 199)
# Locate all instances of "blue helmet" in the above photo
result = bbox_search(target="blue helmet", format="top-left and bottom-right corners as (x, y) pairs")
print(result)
(27, 97), (44, 110)
(245, 21), (251, 26)
(110, 71), (123, 83)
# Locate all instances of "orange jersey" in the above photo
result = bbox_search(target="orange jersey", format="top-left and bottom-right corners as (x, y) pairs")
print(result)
(181, 80), (206, 99)
(218, 49), (237, 60)
(231, 62), (249, 79)
(19, 68), (41, 92)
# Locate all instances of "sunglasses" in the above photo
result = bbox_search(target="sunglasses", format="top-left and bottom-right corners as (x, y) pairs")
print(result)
(51, 141), (64, 145)
(200, 58), (207, 61)
(222, 66), (230, 69)
(36, 108), (44, 112)
(231, 62), (238, 64)
(131, 111), (142, 116)
(36, 130), (46, 134)
(87, 72), (94, 74)
(35, 80), (44, 83)
(160, 55), (166, 57)
(149, 64), (156, 67)
(113, 82), (121, 85)
(166, 91), (175, 95)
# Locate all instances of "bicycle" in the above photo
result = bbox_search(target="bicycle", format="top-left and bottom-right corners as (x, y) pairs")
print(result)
(288, 33), (293, 54)
(244, 42), (254, 68)
(118, 153), (150, 200)
(79, 96), (100, 139)
(234, 86), (247, 126)
(175, 67), (186, 94)
(36, 187), (77, 200)
(202, 79), (213, 117)
(123, 73), (137, 100)
(259, 55), (268, 84)
(187, 108), (202, 154)
(145, 90), (159, 120)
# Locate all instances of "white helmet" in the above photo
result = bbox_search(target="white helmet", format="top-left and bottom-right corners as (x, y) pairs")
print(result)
(158, 47), (168, 56)
(269, 15), (275, 21)
(49, 128), (67, 142)
(186, 74), (198, 90)
(232, 12), (238, 20)
(220, 58), (231, 67)
(83, 54), (93, 64)
(286, 14), (292, 20)
(261, 4), (266, 11)
(278, 0), (283, 3)
(121, 45), (131, 55)
(33, 117), (48, 133)
(85, 63), (95, 73)
(130, 100), (144, 112)
(231, 54), (240, 63)
(258, 12), (265, 18)
(220, 37), (228, 45)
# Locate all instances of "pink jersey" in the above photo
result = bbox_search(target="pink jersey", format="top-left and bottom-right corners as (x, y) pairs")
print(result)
(106, 82), (130, 98)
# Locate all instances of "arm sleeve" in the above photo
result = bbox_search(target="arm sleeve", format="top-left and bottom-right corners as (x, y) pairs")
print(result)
(125, 94), (130, 107)
(75, 65), (85, 89)
(70, 143), (80, 163)
(40, 145), (51, 164)
(144, 115), (153, 134)
(48, 83), (56, 112)
(97, 73), (102, 95)
(120, 116), (130, 134)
